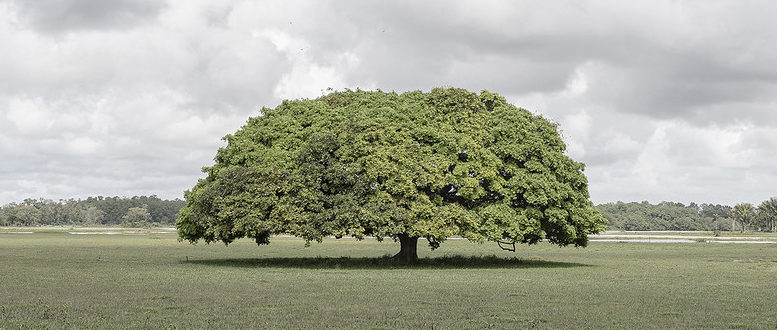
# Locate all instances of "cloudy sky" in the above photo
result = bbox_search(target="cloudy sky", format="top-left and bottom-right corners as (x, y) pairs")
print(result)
(1, 0), (776, 206)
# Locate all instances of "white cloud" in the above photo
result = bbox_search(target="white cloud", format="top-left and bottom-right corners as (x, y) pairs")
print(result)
(5, 97), (54, 134)
(258, 29), (365, 100)
(1, 0), (777, 207)
(602, 133), (641, 155)
(563, 67), (589, 97)
(560, 110), (591, 159)
(273, 55), (357, 100)
(66, 137), (102, 155)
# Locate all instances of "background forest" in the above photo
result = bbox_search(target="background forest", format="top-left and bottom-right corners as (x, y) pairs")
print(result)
(2, 196), (775, 232)
(598, 202), (732, 231)
(597, 199), (777, 232)
(0, 196), (185, 227)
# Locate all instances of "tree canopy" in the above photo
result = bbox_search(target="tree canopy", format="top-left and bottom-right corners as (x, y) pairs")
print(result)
(176, 88), (606, 260)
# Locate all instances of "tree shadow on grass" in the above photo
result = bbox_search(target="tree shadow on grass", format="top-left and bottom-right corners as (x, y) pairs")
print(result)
(184, 255), (590, 269)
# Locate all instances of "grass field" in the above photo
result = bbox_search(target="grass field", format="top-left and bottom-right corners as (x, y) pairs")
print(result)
(2, 229), (777, 329)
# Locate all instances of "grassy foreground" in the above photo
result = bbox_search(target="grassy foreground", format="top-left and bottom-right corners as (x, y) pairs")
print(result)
(1, 230), (777, 329)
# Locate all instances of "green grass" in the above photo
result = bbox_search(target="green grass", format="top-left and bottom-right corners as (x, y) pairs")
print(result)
(2, 230), (777, 329)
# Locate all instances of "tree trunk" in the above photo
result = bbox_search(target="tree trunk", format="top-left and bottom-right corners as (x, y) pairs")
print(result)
(392, 233), (419, 263)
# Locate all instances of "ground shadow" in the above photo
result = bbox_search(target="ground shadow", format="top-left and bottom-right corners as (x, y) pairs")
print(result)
(184, 255), (590, 269)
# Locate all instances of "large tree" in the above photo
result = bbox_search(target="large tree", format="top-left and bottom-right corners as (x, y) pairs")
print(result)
(731, 203), (755, 232)
(122, 205), (152, 226)
(755, 197), (777, 232)
(176, 88), (606, 261)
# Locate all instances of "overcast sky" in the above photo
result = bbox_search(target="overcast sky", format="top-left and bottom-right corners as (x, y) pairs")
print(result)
(1, 0), (776, 206)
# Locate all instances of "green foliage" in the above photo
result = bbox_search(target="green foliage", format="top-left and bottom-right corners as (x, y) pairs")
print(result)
(177, 88), (605, 249)
(83, 206), (106, 225)
(731, 203), (756, 232)
(597, 201), (733, 231)
(754, 197), (777, 232)
(121, 205), (153, 227)
(0, 196), (185, 226)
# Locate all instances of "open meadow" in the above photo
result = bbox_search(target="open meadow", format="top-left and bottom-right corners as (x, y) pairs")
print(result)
(2, 228), (777, 329)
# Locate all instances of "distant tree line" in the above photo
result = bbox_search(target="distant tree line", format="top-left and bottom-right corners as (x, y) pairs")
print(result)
(729, 198), (777, 232)
(597, 202), (732, 231)
(4, 195), (776, 232)
(0, 196), (185, 227)
(597, 197), (777, 232)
